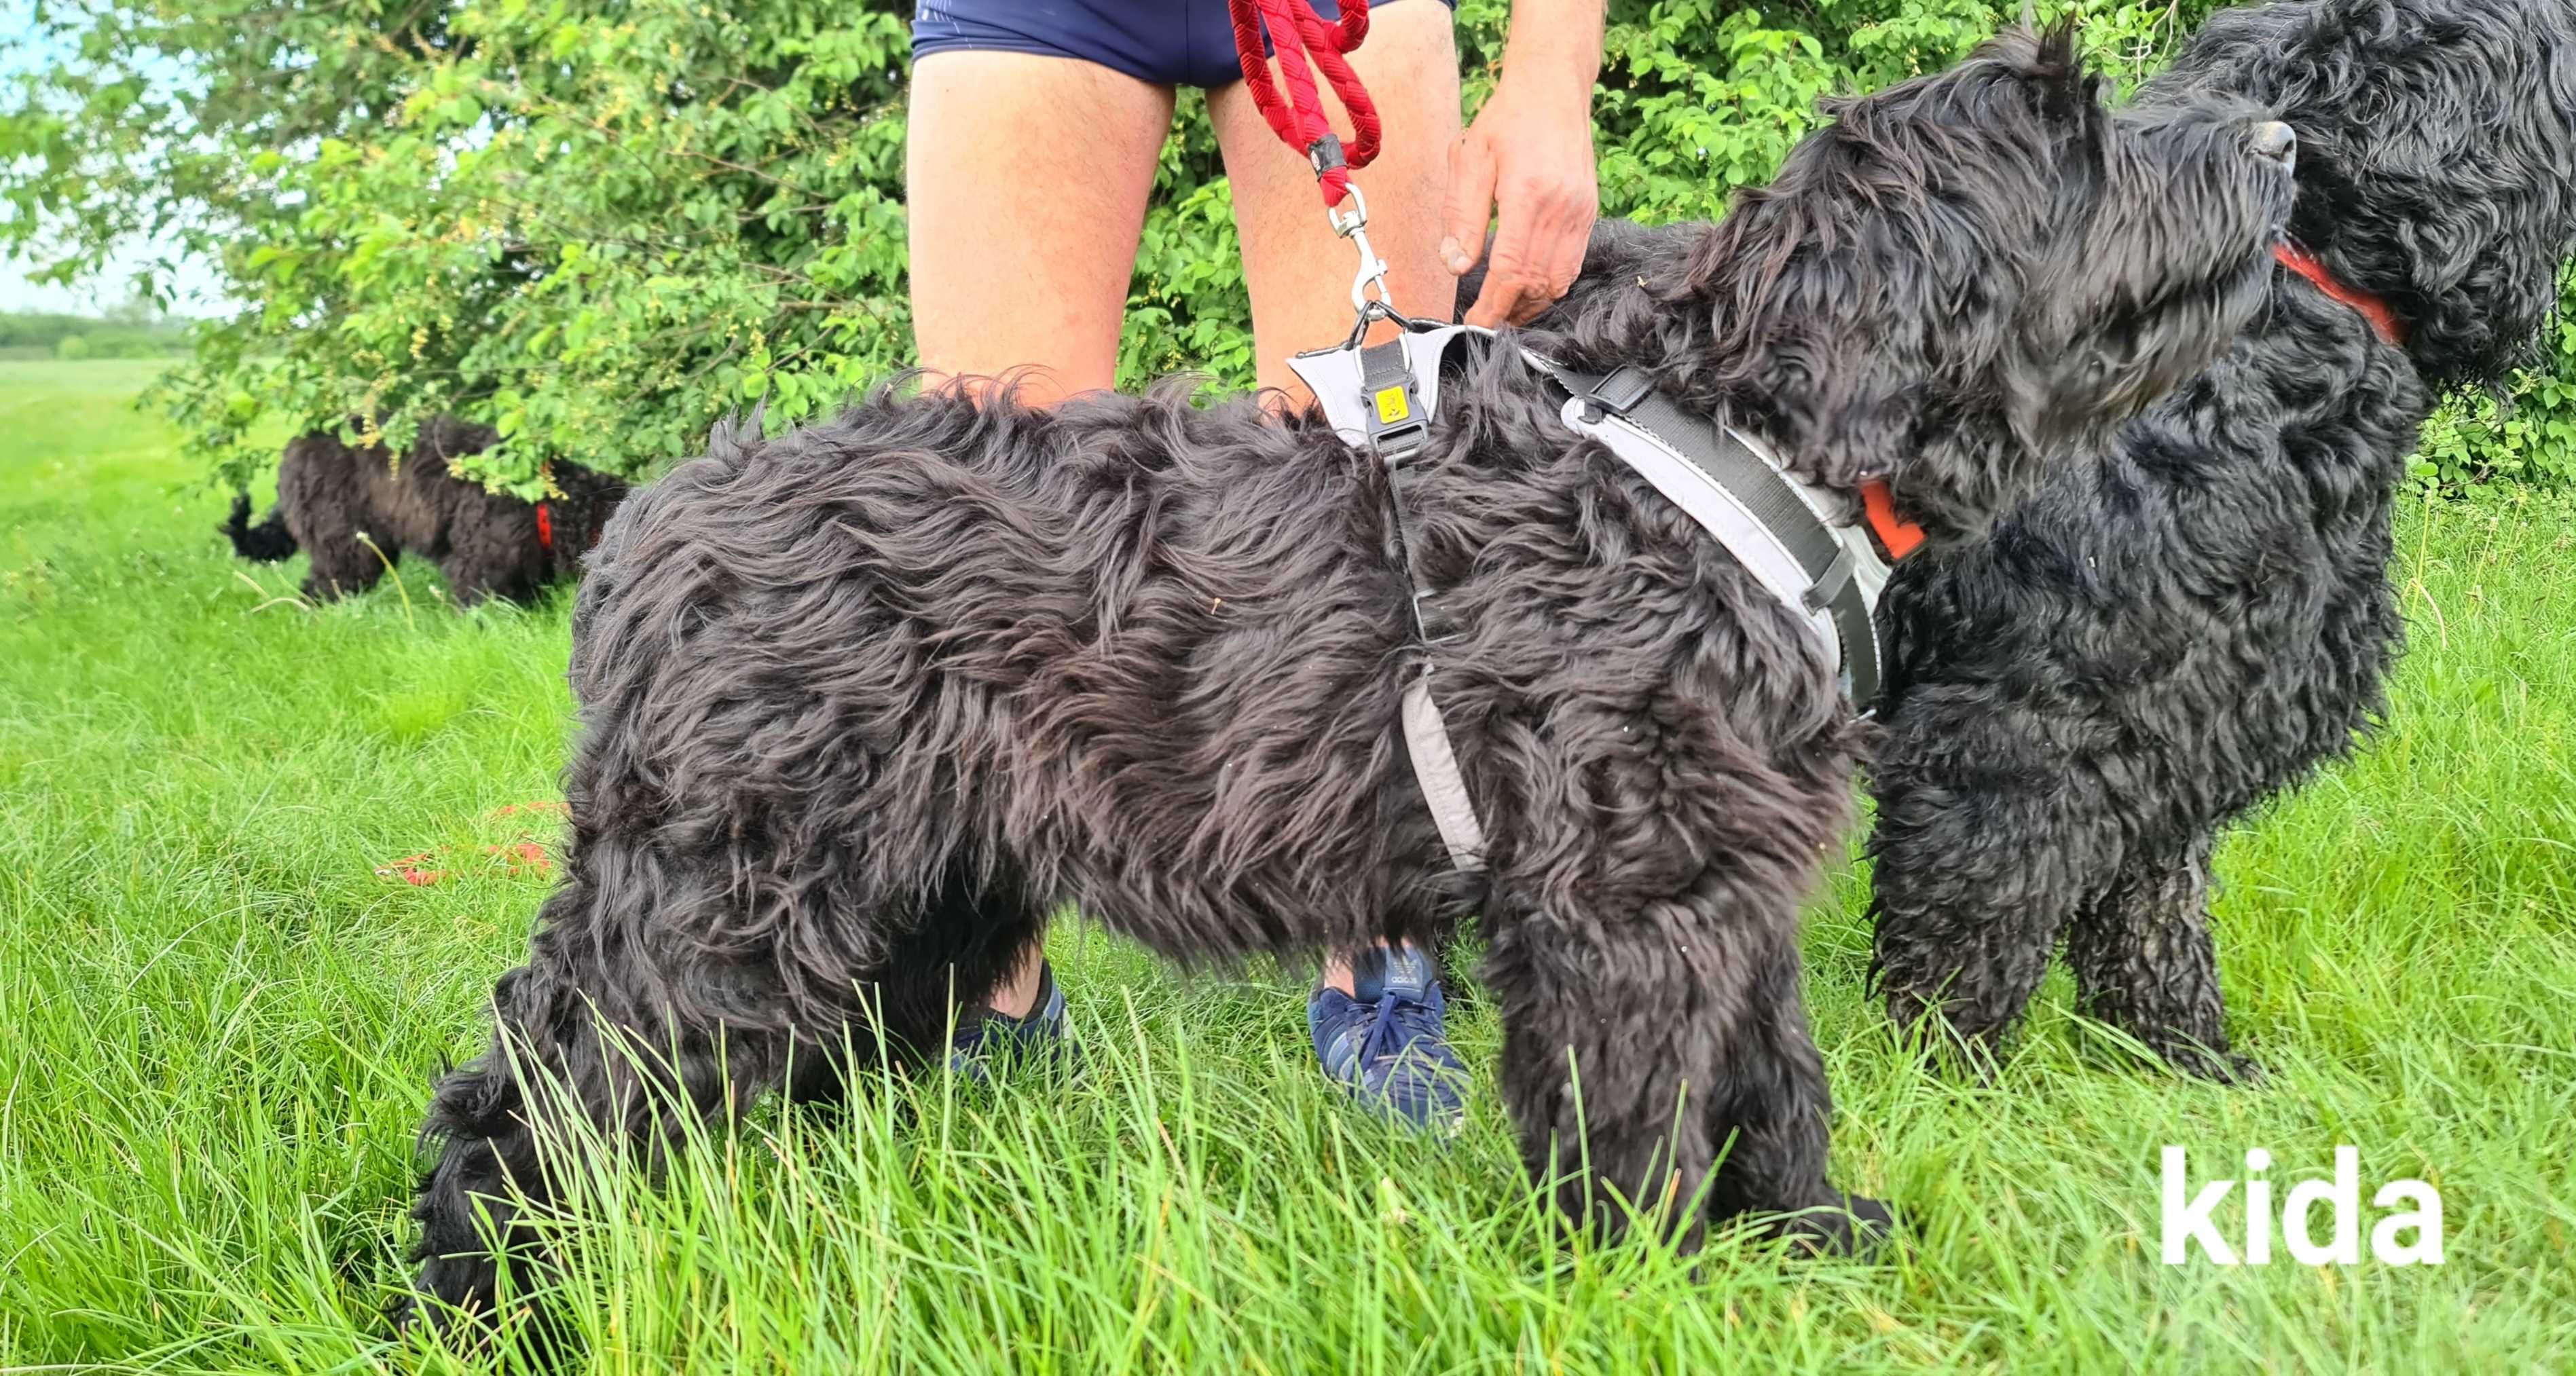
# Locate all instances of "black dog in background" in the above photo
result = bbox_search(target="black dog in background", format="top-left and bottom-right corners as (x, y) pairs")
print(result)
(224, 416), (627, 606)
(1864, 0), (2576, 1080)
(403, 29), (2297, 1331)
(1530, 0), (2576, 1083)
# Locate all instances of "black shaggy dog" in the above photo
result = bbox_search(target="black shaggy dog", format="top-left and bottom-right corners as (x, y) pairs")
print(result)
(1535, 0), (2576, 1083)
(404, 29), (2298, 1327)
(1856, 0), (2576, 1082)
(224, 416), (628, 606)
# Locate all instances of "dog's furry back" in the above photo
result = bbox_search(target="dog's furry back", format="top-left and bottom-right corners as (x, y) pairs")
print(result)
(570, 384), (1443, 1006)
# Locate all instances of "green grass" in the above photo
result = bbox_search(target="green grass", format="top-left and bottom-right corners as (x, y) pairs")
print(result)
(1, 356), (2571, 1372)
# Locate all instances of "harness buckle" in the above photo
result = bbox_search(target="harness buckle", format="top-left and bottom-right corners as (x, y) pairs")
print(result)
(1357, 339), (1430, 461)
(1585, 366), (1657, 416)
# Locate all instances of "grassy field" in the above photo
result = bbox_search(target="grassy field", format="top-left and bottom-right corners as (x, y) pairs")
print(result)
(1, 356), (2571, 1373)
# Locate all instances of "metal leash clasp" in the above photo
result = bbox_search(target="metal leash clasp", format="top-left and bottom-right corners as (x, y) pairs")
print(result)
(1290, 160), (1462, 447)
(1327, 183), (1395, 318)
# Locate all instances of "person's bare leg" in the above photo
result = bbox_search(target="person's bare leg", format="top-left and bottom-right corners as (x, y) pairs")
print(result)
(908, 52), (1177, 403)
(1209, 1), (1462, 407)
(909, 52), (1173, 1012)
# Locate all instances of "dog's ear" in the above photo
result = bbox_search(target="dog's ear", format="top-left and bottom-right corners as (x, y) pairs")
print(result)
(707, 405), (769, 466)
(1560, 23), (2162, 542)
(1659, 164), (2012, 536)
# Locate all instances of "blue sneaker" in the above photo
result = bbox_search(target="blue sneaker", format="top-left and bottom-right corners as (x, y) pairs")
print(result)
(1308, 943), (1469, 1130)
(947, 960), (1073, 1080)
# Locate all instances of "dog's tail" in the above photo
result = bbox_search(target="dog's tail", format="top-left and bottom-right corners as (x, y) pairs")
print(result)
(223, 493), (298, 562)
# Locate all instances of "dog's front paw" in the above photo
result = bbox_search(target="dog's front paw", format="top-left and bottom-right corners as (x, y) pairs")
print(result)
(1768, 1193), (1896, 1257)
(2158, 1042), (2264, 1086)
(392, 1285), (580, 1371)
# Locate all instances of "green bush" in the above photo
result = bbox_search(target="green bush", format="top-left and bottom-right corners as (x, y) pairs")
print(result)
(2410, 272), (2576, 492)
(3, 0), (2566, 493)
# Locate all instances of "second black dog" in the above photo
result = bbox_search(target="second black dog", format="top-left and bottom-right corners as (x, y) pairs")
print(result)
(1863, 0), (2576, 1080)
(225, 416), (628, 606)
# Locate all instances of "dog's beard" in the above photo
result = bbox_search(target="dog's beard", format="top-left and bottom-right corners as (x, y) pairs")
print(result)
(2019, 229), (2289, 460)
(2008, 102), (2302, 457)
(2142, 0), (2576, 385)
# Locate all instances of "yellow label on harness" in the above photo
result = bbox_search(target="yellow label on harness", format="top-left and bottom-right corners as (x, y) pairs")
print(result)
(1374, 386), (1411, 424)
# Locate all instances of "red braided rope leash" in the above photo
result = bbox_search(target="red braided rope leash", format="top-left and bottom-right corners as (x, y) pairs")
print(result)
(1228, 0), (1381, 205)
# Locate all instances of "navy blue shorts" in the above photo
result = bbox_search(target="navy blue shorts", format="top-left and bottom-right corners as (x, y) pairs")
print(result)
(913, 0), (1451, 92)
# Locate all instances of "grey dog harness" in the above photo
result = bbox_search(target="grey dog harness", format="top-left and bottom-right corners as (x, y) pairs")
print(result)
(1292, 327), (1494, 873)
(1289, 329), (1904, 875)
(1528, 359), (1896, 713)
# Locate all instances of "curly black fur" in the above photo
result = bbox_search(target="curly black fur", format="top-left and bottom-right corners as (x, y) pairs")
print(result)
(222, 417), (629, 606)
(402, 28), (2296, 1331)
(1858, 0), (2576, 1081)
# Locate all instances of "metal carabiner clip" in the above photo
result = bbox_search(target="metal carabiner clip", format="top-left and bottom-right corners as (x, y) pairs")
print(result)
(1327, 185), (1394, 316)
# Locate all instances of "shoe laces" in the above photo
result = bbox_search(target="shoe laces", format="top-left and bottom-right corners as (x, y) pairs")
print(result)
(1355, 980), (1451, 1077)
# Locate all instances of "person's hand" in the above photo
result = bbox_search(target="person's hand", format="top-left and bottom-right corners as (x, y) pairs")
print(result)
(1441, 77), (1600, 329)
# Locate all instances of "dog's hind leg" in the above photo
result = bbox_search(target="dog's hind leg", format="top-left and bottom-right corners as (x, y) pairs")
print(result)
(781, 857), (1053, 1104)
(2065, 831), (2253, 1083)
(1485, 896), (1881, 1252)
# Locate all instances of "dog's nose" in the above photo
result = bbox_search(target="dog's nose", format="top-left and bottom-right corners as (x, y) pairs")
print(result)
(2249, 120), (2298, 169)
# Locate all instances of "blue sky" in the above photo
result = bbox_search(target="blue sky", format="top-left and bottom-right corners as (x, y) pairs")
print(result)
(1, 0), (225, 316)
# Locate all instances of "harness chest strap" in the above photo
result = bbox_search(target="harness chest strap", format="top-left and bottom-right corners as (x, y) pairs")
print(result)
(1290, 330), (1929, 876)
(1529, 358), (1919, 714)
(1368, 336), (1492, 874)
(1291, 327), (1490, 874)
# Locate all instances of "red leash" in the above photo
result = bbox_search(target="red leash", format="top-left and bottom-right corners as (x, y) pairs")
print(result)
(1228, 0), (1381, 205)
